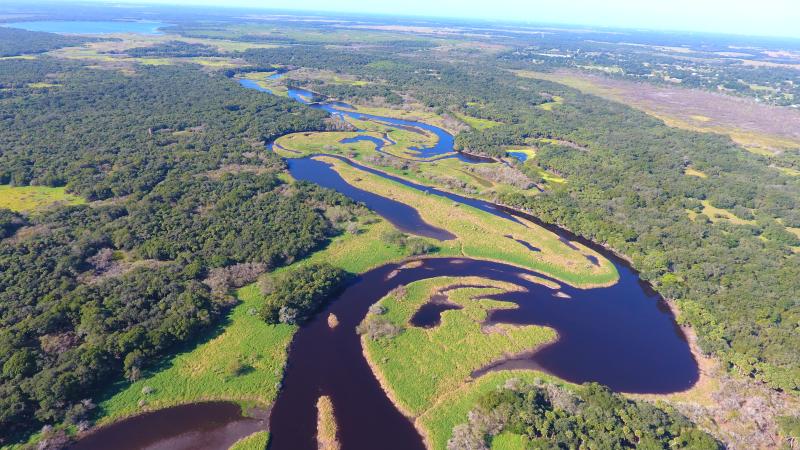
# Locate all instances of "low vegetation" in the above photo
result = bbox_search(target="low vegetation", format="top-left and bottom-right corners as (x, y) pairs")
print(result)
(229, 431), (270, 450)
(361, 277), (556, 415)
(316, 396), (340, 450)
(0, 185), (84, 212)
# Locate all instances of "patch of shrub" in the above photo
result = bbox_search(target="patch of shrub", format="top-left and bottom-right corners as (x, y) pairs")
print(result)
(261, 263), (349, 324)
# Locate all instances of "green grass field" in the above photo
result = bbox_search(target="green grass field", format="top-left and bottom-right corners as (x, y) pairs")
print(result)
(362, 277), (557, 416)
(314, 156), (617, 288)
(229, 431), (269, 450)
(453, 113), (502, 130)
(0, 185), (84, 212)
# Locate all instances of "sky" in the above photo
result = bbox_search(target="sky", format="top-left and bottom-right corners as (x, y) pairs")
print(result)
(96, 0), (800, 39)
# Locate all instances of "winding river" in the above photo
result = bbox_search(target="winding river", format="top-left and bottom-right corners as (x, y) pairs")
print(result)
(262, 76), (699, 449)
(71, 72), (699, 450)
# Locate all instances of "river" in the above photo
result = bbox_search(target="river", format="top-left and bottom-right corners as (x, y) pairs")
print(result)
(70, 71), (698, 450)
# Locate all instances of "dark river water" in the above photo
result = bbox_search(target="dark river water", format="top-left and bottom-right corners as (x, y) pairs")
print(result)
(72, 74), (699, 450)
(69, 402), (265, 450)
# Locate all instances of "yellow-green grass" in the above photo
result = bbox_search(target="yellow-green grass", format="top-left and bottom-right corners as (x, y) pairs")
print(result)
(505, 147), (537, 160)
(684, 167), (708, 178)
(699, 200), (755, 226)
(229, 431), (269, 450)
(136, 57), (245, 68)
(417, 370), (566, 450)
(97, 283), (296, 423)
(314, 156), (617, 287)
(490, 432), (530, 450)
(453, 113), (502, 130)
(316, 396), (340, 450)
(289, 68), (369, 87)
(775, 166), (800, 176)
(537, 95), (564, 111)
(530, 166), (567, 184)
(271, 218), (418, 276)
(0, 185), (84, 212)
(362, 277), (557, 415)
(26, 82), (58, 89)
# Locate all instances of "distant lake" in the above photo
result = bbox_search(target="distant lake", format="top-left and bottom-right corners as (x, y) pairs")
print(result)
(3, 20), (168, 35)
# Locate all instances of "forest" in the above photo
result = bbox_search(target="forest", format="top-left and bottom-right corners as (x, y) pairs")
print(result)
(0, 60), (353, 442)
(0, 27), (92, 57)
(450, 379), (720, 449)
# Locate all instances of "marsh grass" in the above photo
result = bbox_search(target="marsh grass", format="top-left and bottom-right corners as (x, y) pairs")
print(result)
(229, 431), (270, 450)
(317, 156), (617, 288)
(362, 277), (557, 416)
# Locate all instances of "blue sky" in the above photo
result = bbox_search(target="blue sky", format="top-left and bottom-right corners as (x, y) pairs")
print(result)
(95, 0), (800, 38)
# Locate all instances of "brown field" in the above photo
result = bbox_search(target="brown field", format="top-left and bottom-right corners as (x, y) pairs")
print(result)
(515, 70), (800, 155)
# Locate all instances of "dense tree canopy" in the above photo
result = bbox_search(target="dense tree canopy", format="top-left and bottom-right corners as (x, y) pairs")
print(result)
(450, 379), (721, 449)
(0, 59), (352, 443)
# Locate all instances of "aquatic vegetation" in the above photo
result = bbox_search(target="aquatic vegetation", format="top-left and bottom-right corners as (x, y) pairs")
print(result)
(229, 431), (270, 450)
(362, 277), (557, 415)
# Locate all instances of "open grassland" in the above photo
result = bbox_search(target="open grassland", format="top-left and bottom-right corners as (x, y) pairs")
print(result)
(537, 95), (564, 111)
(362, 277), (557, 416)
(684, 167), (708, 178)
(528, 165), (567, 184)
(0, 185), (85, 212)
(229, 431), (269, 450)
(775, 166), (800, 176)
(315, 156), (617, 287)
(97, 283), (296, 423)
(490, 432), (530, 450)
(27, 82), (58, 89)
(453, 113), (503, 130)
(271, 216), (417, 276)
(513, 69), (800, 156)
(49, 38), (250, 70)
(693, 200), (755, 226)
(287, 67), (370, 87)
(417, 370), (565, 450)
